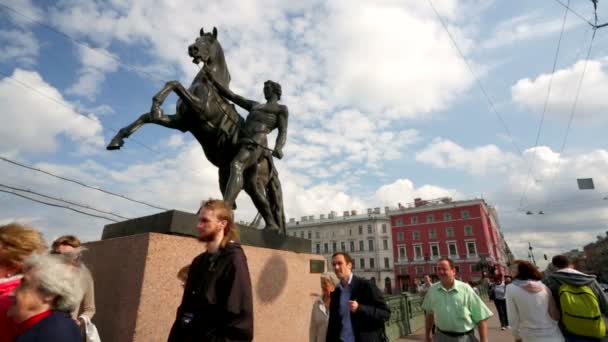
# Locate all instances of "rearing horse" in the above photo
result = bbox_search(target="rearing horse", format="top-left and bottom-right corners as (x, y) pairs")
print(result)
(106, 27), (286, 234)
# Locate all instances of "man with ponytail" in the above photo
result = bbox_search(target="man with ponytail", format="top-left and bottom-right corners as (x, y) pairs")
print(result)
(168, 199), (253, 342)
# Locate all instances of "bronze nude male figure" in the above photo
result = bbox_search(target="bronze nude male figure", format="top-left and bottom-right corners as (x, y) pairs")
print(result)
(106, 27), (287, 233)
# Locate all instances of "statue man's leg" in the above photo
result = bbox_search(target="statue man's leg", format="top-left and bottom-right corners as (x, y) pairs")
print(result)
(223, 147), (255, 209)
(243, 165), (279, 231)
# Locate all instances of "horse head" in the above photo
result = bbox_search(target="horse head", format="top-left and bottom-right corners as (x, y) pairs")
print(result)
(188, 27), (219, 65)
(189, 27), (230, 86)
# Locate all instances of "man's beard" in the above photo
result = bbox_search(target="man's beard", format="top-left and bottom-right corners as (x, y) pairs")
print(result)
(198, 227), (221, 242)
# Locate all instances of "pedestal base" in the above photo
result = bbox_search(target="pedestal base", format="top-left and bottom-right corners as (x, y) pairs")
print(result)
(83, 233), (325, 342)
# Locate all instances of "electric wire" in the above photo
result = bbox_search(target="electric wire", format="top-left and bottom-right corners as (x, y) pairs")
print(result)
(426, 0), (524, 156)
(551, 0), (596, 27)
(518, 1), (570, 210)
(0, 183), (130, 220)
(0, 2), (167, 85)
(0, 156), (169, 211)
(0, 188), (119, 222)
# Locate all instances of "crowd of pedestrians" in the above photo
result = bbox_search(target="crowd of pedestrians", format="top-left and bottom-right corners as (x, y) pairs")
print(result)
(2, 200), (608, 342)
(0, 224), (97, 342)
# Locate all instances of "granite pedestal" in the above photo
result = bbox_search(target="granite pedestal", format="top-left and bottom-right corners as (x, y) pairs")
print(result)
(84, 233), (325, 342)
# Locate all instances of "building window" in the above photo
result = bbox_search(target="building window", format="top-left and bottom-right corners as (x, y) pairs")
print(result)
(462, 210), (470, 219)
(350, 241), (355, 252)
(471, 264), (481, 272)
(316, 244), (320, 254)
(367, 224), (373, 234)
(292, 232), (296, 237)
(413, 231), (420, 241)
(358, 225), (363, 235)
(324, 243), (328, 254)
(454, 265), (460, 273)
(359, 240), (364, 251)
(307, 231), (312, 239)
(332, 231), (335, 237)
(414, 245), (423, 260)
(360, 258), (365, 269)
(395, 218), (403, 226)
(464, 225), (473, 236)
(429, 229), (437, 239)
(431, 266), (437, 274)
(443, 213), (451, 221)
(382, 224), (387, 233)
(370, 258), (375, 269)
(397, 231), (404, 241)
(448, 242), (458, 257)
(332, 242), (337, 253)
(383, 239), (388, 250)
(349, 228), (352, 236)
(426, 215), (434, 223)
(341, 241), (346, 251)
(430, 244), (440, 258)
(416, 266), (424, 274)
(384, 257), (390, 269)
(446, 227), (454, 238)
(466, 241), (477, 256)
(300, 231), (304, 238)
(368, 240), (374, 251)
(398, 245), (406, 260)
(315, 231), (320, 239)
(411, 216), (418, 224)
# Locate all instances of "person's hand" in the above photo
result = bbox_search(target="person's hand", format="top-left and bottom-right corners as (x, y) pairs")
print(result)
(74, 318), (81, 326)
(272, 149), (283, 159)
(348, 300), (359, 312)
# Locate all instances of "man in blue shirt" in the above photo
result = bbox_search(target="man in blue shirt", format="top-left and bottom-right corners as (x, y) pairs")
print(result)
(326, 252), (390, 342)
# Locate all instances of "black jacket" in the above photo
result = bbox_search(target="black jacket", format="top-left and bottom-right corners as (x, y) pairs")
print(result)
(326, 275), (390, 342)
(168, 242), (254, 342)
(15, 311), (81, 342)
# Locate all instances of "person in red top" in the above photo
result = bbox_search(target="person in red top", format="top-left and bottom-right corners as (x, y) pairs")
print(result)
(8, 253), (83, 342)
(0, 223), (46, 342)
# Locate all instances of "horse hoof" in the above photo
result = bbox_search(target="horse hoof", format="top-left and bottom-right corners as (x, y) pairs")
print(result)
(106, 138), (124, 150)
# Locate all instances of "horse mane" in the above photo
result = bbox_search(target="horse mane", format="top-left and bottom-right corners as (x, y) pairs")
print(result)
(206, 35), (231, 88)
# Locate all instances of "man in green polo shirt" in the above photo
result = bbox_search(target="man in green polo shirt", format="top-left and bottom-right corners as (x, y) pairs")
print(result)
(422, 258), (492, 342)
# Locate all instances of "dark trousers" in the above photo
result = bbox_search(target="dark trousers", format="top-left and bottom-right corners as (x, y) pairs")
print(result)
(493, 299), (509, 327)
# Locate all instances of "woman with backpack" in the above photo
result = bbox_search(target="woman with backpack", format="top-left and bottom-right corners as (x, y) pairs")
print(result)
(506, 260), (563, 342)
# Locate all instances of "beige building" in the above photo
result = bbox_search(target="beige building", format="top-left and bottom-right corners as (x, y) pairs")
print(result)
(287, 207), (396, 293)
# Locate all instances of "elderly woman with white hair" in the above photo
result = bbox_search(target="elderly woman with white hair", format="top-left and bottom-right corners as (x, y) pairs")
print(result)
(7, 253), (83, 342)
(310, 272), (339, 342)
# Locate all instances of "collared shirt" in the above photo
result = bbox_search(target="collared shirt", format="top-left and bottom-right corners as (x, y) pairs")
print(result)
(338, 273), (355, 342)
(422, 279), (493, 333)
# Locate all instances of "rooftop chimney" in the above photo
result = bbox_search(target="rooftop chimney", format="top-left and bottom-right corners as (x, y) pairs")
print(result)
(367, 208), (373, 215)
(351, 210), (357, 216)
(374, 207), (381, 214)
(343, 211), (350, 217)
(289, 218), (295, 223)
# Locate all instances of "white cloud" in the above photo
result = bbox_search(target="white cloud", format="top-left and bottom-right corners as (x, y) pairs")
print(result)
(0, 29), (39, 65)
(416, 138), (519, 175)
(1, 0), (44, 27)
(66, 45), (119, 99)
(373, 178), (460, 207)
(481, 12), (580, 49)
(0, 69), (104, 154)
(512, 58), (608, 120)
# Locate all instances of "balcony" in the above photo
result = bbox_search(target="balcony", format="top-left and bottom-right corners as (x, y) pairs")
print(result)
(394, 258), (409, 265)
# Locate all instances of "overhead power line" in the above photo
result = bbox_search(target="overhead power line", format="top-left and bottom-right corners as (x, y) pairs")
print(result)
(551, 0), (596, 27)
(0, 156), (169, 211)
(0, 2), (166, 85)
(0, 187), (119, 222)
(0, 183), (130, 220)
(426, 0), (524, 156)
(518, 2), (570, 209)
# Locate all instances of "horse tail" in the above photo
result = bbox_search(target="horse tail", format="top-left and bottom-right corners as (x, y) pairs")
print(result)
(267, 169), (286, 235)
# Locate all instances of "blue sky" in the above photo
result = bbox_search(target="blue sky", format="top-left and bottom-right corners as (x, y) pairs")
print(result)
(1, 0), (608, 266)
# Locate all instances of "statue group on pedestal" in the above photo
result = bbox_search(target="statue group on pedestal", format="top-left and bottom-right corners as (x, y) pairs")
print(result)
(107, 27), (288, 234)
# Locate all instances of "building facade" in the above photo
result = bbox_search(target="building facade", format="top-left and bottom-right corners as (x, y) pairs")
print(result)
(286, 208), (395, 293)
(584, 231), (608, 283)
(389, 198), (510, 291)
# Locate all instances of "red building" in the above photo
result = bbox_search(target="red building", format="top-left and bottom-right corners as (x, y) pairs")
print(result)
(390, 197), (511, 291)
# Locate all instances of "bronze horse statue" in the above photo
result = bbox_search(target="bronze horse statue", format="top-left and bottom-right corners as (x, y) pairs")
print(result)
(107, 27), (286, 233)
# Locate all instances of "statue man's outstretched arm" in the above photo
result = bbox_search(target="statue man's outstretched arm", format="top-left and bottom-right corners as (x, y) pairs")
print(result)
(205, 69), (258, 111)
(273, 106), (288, 159)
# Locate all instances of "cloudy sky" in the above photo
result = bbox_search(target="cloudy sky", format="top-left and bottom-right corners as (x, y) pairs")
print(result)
(1, 0), (608, 266)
